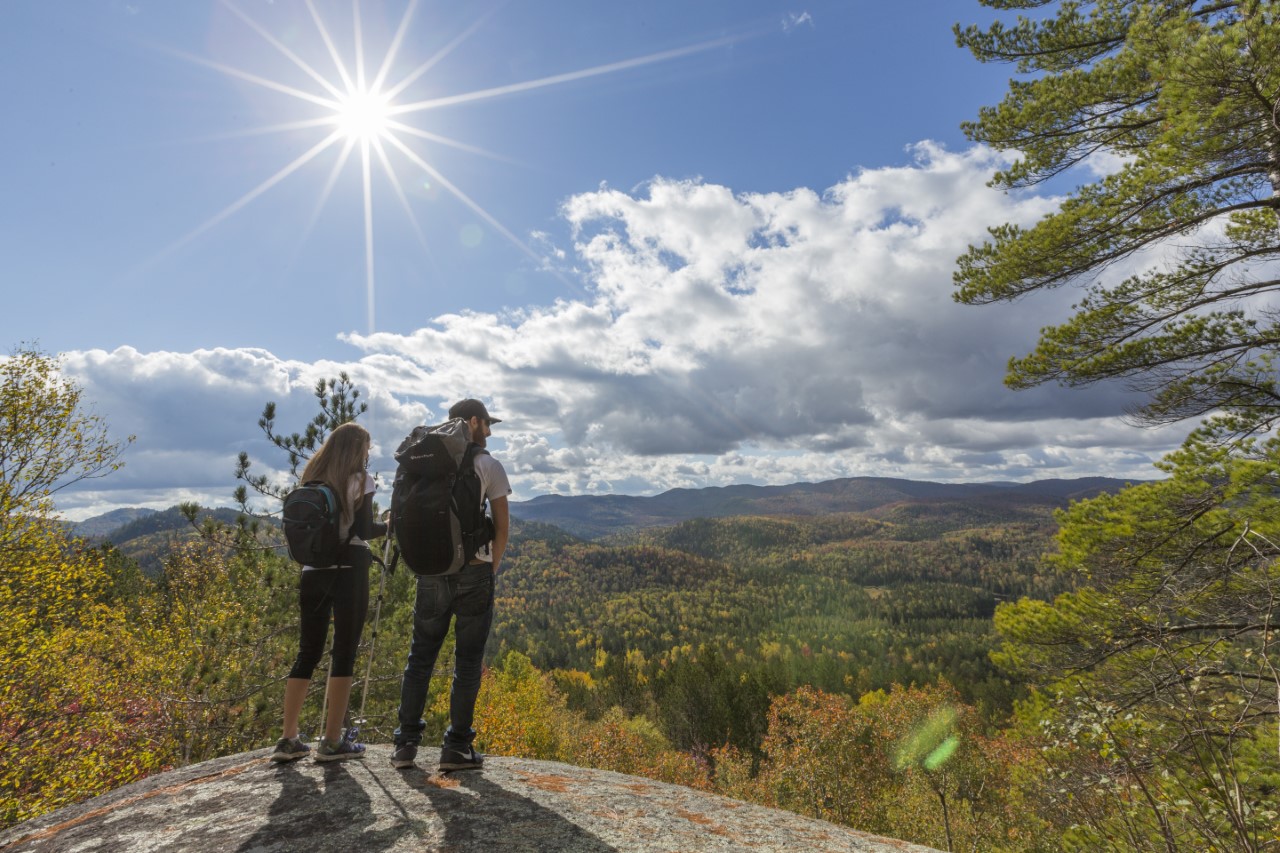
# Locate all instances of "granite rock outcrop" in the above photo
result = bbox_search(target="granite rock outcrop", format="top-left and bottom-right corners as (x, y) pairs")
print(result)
(0, 746), (941, 852)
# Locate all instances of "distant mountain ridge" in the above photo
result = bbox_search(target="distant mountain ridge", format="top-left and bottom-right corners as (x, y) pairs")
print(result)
(509, 475), (1146, 539)
(70, 506), (243, 544)
(69, 505), (250, 577)
(67, 475), (1147, 546)
(68, 507), (158, 539)
(105, 506), (245, 543)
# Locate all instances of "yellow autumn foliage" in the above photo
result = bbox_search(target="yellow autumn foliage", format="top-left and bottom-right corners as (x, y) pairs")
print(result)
(0, 521), (173, 828)
(0, 348), (163, 829)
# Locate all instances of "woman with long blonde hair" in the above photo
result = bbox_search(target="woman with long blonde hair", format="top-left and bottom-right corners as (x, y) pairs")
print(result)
(271, 421), (385, 762)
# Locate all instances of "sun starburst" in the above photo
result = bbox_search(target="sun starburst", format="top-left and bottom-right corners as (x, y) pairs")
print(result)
(334, 89), (393, 142)
(162, 0), (745, 335)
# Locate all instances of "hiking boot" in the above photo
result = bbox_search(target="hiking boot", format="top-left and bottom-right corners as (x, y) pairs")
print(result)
(269, 736), (310, 763)
(391, 743), (417, 769)
(439, 744), (483, 771)
(315, 738), (366, 762)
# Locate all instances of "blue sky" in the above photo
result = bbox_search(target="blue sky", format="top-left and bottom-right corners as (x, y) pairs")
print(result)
(4, 1), (1183, 519)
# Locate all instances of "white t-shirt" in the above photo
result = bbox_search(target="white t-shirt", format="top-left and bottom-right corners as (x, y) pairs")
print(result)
(472, 452), (512, 563)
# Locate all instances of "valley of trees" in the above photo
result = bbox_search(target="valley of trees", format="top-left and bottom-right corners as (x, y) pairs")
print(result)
(3, 350), (1067, 851)
(0, 342), (1207, 852)
(8, 2), (1280, 850)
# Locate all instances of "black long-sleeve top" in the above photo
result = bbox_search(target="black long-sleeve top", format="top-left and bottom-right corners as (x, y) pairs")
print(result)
(351, 495), (387, 543)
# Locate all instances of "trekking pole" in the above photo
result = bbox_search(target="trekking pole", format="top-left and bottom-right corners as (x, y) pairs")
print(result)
(354, 529), (396, 736)
(318, 653), (330, 743)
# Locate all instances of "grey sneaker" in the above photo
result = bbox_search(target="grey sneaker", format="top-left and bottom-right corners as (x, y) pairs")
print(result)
(315, 738), (366, 762)
(391, 744), (417, 769)
(439, 744), (483, 771)
(270, 736), (310, 763)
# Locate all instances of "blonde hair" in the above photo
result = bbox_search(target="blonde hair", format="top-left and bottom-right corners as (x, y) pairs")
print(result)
(299, 422), (370, 528)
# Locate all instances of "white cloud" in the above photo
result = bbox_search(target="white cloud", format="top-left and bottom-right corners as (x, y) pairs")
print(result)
(1080, 148), (1134, 180)
(783, 12), (813, 31)
(53, 346), (435, 518)
(51, 144), (1187, 520)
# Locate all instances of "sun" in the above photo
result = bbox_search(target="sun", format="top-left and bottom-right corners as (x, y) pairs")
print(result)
(334, 89), (392, 142)
(166, 1), (743, 336)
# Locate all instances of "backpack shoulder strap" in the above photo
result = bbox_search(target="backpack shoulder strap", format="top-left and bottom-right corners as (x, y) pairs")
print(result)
(453, 445), (493, 557)
(460, 444), (489, 471)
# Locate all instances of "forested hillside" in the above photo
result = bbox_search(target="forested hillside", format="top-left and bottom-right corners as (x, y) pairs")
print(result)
(67, 496), (1065, 734)
(495, 505), (1063, 744)
(70, 484), (1064, 750)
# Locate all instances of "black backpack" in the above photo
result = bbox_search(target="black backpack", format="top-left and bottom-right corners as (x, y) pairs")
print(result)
(390, 419), (495, 576)
(281, 481), (351, 568)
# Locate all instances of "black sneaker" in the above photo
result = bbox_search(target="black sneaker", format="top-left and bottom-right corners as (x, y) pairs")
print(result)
(391, 744), (417, 769)
(438, 744), (483, 771)
(270, 736), (310, 763)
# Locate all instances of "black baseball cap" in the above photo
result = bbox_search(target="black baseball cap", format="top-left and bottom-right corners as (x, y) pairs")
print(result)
(449, 398), (502, 424)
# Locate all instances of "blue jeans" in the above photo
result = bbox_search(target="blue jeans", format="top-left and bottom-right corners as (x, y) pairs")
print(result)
(395, 563), (495, 749)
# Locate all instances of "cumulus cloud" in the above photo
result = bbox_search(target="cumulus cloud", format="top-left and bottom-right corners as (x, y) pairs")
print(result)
(348, 143), (1164, 454)
(53, 347), (436, 517)
(51, 143), (1187, 519)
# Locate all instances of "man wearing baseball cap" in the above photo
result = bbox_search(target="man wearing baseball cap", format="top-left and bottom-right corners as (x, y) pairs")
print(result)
(392, 398), (512, 771)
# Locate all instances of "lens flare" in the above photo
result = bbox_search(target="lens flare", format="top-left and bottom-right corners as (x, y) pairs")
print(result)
(894, 705), (960, 772)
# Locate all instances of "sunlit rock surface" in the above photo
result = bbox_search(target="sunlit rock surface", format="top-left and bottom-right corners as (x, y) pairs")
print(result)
(0, 746), (941, 852)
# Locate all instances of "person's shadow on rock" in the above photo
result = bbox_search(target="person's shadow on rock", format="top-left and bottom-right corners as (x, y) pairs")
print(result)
(399, 767), (619, 852)
(233, 761), (416, 853)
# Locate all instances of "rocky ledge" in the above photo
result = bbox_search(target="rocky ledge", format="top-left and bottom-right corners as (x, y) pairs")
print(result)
(0, 745), (939, 852)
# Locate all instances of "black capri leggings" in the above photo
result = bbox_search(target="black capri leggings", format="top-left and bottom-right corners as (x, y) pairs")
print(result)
(287, 548), (371, 679)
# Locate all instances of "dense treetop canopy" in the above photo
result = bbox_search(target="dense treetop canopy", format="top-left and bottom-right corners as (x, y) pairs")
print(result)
(955, 1), (1280, 437)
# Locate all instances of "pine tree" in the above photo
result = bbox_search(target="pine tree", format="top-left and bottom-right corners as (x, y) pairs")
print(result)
(994, 436), (1280, 850)
(955, 1), (1280, 438)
